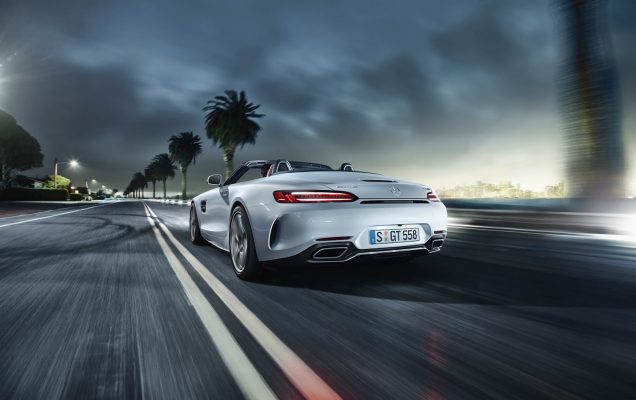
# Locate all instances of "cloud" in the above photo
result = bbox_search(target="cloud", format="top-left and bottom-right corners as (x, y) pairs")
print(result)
(0, 0), (633, 192)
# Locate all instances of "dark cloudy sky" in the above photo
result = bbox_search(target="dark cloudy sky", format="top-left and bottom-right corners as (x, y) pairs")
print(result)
(0, 0), (635, 194)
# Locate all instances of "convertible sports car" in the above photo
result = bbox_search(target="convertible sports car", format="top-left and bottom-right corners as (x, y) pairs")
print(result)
(190, 160), (447, 280)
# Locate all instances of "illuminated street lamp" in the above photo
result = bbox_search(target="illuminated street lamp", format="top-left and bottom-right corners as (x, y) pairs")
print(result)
(53, 158), (79, 189)
(85, 178), (97, 189)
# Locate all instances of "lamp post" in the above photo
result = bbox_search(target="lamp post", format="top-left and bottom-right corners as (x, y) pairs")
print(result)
(53, 158), (79, 189)
(86, 178), (98, 192)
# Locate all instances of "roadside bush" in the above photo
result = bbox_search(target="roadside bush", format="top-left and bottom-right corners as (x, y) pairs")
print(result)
(69, 193), (84, 201)
(0, 188), (69, 201)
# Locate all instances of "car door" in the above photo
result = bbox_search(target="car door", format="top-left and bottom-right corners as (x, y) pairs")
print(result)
(202, 165), (268, 248)
(198, 186), (230, 247)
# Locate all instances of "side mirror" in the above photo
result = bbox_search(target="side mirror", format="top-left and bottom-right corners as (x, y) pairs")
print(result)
(207, 174), (222, 186)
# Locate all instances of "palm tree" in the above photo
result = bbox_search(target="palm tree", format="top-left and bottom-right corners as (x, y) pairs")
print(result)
(132, 172), (147, 198)
(151, 153), (175, 199)
(144, 165), (157, 199)
(125, 172), (146, 198)
(124, 179), (134, 198)
(203, 90), (264, 179)
(168, 131), (202, 199)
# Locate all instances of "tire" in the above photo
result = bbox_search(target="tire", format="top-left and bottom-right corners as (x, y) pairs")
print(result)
(190, 206), (206, 245)
(229, 205), (261, 280)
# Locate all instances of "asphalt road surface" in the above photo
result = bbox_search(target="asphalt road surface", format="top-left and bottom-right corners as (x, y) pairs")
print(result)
(1, 200), (635, 399)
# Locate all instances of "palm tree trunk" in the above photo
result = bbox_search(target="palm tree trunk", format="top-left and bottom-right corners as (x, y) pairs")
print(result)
(152, 181), (156, 199)
(163, 179), (167, 199)
(181, 166), (187, 200)
(223, 144), (236, 180)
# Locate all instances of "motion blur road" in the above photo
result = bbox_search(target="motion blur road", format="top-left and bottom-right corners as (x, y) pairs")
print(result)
(1, 200), (635, 399)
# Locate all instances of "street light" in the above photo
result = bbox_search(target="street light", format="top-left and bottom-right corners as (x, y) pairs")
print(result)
(53, 158), (79, 189)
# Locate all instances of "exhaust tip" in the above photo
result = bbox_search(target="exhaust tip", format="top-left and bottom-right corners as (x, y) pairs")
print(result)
(313, 247), (348, 260)
(431, 239), (444, 249)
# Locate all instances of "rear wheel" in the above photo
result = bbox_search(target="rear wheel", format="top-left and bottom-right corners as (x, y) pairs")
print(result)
(230, 206), (261, 280)
(190, 206), (206, 245)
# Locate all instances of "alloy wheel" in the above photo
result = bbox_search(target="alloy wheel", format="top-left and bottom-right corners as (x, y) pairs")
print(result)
(190, 208), (197, 241)
(230, 211), (248, 273)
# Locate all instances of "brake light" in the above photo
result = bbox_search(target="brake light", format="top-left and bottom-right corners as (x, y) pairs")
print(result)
(273, 191), (357, 203)
(427, 191), (441, 202)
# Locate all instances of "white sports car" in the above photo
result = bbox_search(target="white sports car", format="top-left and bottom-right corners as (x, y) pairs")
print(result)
(190, 160), (447, 280)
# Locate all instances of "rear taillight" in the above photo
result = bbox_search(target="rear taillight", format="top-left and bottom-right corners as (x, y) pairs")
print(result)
(273, 191), (357, 203)
(427, 191), (440, 202)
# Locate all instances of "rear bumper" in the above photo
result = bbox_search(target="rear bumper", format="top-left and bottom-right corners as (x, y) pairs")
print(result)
(249, 201), (447, 262)
(267, 234), (446, 265)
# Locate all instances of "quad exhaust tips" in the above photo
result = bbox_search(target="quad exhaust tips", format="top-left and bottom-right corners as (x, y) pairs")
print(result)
(313, 238), (444, 260)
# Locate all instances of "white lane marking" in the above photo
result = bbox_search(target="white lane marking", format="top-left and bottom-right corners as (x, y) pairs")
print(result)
(144, 203), (342, 400)
(0, 203), (113, 228)
(142, 204), (277, 400)
(0, 205), (81, 221)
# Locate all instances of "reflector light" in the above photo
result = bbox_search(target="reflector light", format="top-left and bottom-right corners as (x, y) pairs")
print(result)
(316, 236), (353, 241)
(273, 191), (356, 203)
(427, 191), (441, 202)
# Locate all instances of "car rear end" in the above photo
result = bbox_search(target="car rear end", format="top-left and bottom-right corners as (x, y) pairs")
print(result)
(249, 172), (447, 264)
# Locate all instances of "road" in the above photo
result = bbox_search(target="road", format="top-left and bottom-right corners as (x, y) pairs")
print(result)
(0, 200), (635, 399)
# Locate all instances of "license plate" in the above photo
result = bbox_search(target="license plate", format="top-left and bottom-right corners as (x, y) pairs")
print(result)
(369, 228), (419, 245)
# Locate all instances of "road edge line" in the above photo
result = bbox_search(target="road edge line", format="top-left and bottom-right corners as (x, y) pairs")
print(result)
(0, 205), (82, 221)
(0, 202), (114, 228)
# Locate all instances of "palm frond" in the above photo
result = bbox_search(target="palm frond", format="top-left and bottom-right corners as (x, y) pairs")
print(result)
(202, 89), (264, 151)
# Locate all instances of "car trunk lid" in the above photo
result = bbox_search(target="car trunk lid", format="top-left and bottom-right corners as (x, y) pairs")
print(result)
(289, 171), (431, 200)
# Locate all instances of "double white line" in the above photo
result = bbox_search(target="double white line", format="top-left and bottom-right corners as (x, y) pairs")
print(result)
(142, 203), (341, 400)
